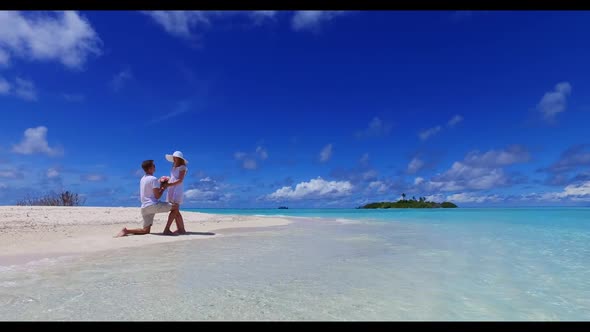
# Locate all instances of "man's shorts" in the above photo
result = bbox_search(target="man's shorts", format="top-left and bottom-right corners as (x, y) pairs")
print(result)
(141, 202), (173, 228)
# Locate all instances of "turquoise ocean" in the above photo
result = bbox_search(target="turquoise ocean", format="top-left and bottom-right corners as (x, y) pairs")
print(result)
(1, 208), (589, 320)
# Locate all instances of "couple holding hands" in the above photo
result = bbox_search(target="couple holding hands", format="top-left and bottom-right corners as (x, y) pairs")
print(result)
(116, 151), (188, 237)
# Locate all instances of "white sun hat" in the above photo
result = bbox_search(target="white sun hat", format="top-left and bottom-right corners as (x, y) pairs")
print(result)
(165, 151), (189, 164)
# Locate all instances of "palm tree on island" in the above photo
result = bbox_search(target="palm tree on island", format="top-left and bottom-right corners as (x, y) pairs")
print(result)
(359, 193), (458, 209)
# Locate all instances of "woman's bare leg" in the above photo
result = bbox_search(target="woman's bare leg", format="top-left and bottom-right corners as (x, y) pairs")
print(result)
(163, 210), (177, 235)
(172, 205), (186, 234)
(175, 211), (186, 234)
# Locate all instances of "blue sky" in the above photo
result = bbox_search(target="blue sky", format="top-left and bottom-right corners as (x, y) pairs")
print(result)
(1, 10), (589, 207)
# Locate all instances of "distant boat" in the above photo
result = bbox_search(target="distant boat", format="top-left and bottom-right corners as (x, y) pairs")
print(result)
(278, 206), (288, 209)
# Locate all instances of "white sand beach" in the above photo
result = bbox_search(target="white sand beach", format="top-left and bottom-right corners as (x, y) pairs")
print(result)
(0, 206), (290, 266)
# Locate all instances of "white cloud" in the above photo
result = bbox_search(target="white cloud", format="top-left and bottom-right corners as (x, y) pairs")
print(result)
(242, 159), (257, 170)
(447, 114), (463, 127)
(426, 180), (465, 192)
(185, 189), (219, 201)
(319, 144), (333, 163)
(62, 93), (84, 102)
(419, 115), (463, 140)
(521, 182), (590, 203)
(14, 77), (36, 101)
(384, 193), (503, 203)
(463, 145), (530, 168)
(81, 174), (106, 182)
(425, 194), (445, 202)
(407, 157), (424, 174)
(414, 177), (425, 185)
(291, 11), (346, 31)
(0, 48), (8, 65)
(12, 126), (62, 156)
(143, 11), (210, 38)
(0, 11), (101, 69)
(145, 11), (344, 37)
(445, 193), (502, 203)
(537, 81), (572, 122)
(422, 146), (530, 192)
(256, 146), (268, 160)
(0, 76), (37, 101)
(267, 177), (352, 201)
(46, 167), (60, 179)
(184, 188), (232, 203)
(545, 144), (590, 173)
(110, 69), (133, 92)
(0, 169), (22, 178)
(249, 11), (278, 24)
(250, 11), (277, 18)
(184, 176), (232, 203)
(419, 126), (442, 141)
(144, 11), (280, 38)
(518, 193), (542, 201)
(368, 180), (388, 193)
(356, 117), (392, 138)
(0, 76), (10, 94)
(540, 192), (563, 201)
(427, 161), (508, 191)
(234, 146), (267, 170)
(148, 100), (192, 124)
(362, 169), (378, 181)
(522, 192), (571, 202)
(551, 181), (590, 201)
(330, 162), (378, 186)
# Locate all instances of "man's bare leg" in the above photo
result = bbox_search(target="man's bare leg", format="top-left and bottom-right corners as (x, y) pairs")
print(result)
(115, 226), (151, 237)
(115, 228), (127, 237)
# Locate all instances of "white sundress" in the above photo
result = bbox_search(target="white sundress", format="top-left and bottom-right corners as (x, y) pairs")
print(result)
(167, 165), (187, 204)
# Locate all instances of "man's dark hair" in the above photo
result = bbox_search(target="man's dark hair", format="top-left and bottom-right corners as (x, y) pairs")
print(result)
(142, 160), (154, 172)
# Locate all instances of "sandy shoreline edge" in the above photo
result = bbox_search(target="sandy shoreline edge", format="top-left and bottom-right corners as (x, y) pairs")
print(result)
(0, 206), (291, 267)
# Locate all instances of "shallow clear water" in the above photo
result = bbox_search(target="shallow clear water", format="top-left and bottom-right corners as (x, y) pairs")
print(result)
(1, 208), (590, 320)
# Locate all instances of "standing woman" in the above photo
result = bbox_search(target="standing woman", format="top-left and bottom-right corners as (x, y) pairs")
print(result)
(163, 151), (188, 235)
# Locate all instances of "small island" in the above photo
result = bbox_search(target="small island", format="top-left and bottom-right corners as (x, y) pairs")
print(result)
(278, 206), (289, 209)
(359, 194), (458, 209)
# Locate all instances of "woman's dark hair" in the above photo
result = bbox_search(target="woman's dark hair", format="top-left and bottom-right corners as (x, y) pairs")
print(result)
(142, 160), (155, 172)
